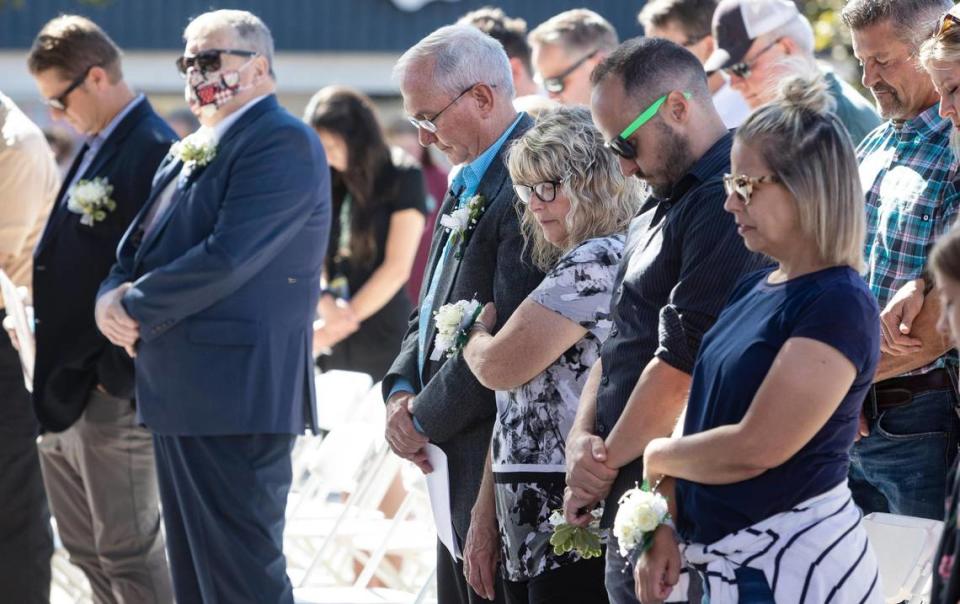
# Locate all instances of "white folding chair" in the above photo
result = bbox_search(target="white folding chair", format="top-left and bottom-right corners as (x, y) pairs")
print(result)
(862, 512), (944, 603)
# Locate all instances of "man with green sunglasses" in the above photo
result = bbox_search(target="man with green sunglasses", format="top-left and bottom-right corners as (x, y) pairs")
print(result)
(561, 37), (770, 603)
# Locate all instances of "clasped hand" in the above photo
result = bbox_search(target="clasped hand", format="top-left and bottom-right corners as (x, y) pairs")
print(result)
(95, 282), (139, 357)
(384, 392), (432, 474)
(563, 431), (617, 525)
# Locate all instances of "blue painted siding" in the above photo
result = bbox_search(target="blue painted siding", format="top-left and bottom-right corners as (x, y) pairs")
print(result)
(0, 0), (646, 51)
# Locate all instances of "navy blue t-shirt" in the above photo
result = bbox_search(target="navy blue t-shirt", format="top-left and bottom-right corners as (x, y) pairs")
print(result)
(676, 266), (880, 544)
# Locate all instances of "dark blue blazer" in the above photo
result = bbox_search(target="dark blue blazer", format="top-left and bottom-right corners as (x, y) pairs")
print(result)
(99, 95), (330, 436)
(33, 98), (176, 432)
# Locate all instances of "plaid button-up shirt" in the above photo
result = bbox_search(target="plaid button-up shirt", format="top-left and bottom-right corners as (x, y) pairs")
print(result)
(858, 104), (960, 375)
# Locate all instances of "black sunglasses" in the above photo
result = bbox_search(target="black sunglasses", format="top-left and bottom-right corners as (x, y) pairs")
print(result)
(724, 39), (780, 80)
(176, 48), (257, 76)
(45, 65), (95, 111)
(542, 49), (599, 94)
(514, 181), (562, 204)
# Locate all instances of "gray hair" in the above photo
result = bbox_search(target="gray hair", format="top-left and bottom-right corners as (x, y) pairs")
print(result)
(528, 9), (619, 55)
(841, 0), (952, 48)
(506, 106), (641, 271)
(736, 73), (864, 270)
(184, 10), (276, 77)
(759, 14), (815, 56)
(393, 24), (514, 99)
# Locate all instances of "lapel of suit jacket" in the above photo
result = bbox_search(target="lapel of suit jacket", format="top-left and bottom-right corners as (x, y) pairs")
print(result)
(125, 158), (181, 267)
(132, 95), (279, 263)
(417, 187), (459, 305)
(420, 114), (532, 375)
(35, 99), (152, 257)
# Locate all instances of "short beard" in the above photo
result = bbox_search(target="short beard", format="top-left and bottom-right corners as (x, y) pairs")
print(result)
(951, 128), (960, 164)
(871, 87), (905, 120)
(646, 122), (696, 200)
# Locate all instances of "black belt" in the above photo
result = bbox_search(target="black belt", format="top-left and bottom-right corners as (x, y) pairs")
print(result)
(867, 368), (955, 417)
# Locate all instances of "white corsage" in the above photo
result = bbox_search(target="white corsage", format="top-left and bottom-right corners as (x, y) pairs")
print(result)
(549, 508), (604, 559)
(67, 177), (117, 226)
(170, 129), (216, 175)
(430, 298), (482, 360)
(440, 194), (487, 259)
(613, 480), (671, 560)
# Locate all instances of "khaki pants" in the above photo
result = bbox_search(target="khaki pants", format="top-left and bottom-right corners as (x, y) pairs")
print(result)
(39, 389), (172, 604)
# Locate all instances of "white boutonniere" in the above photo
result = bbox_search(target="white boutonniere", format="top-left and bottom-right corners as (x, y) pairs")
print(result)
(430, 298), (482, 361)
(170, 129), (216, 176)
(439, 193), (486, 259)
(67, 177), (117, 226)
(613, 480), (671, 561)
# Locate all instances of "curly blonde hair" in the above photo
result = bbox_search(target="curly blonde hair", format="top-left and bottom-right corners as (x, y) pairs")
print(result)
(506, 106), (641, 271)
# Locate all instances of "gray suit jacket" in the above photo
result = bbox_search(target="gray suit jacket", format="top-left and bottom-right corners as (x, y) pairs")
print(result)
(382, 113), (543, 541)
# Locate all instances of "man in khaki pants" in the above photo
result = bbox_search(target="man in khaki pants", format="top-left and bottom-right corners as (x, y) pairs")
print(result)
(0, 90), (57, 604)
(25, 15), (176, 603)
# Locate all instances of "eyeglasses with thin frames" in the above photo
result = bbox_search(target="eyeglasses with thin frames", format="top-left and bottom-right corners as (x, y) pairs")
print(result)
(44, 65), (96, 111)
(724, 39), (781, 80)
(513, 180), (563, 204)
(542, 49), (599, 94)
(605, 91), (692, 160)
(723, 173), (780, 205)
(407, 83), (490, 133)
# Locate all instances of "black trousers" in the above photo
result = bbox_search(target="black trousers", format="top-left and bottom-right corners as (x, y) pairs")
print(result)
(0, 331), (52, 603)
(503, 556), (609, 604)
(437, 540), (508, 604)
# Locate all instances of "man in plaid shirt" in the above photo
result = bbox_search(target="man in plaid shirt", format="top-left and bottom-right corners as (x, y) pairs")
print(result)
(843, 0), (959, 521)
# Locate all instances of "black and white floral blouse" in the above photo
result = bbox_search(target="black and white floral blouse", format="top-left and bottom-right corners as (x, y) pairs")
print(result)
(492, 234), (624, 582)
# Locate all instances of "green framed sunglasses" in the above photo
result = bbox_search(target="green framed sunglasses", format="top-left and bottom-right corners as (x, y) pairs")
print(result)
(605, 91), (692, 160)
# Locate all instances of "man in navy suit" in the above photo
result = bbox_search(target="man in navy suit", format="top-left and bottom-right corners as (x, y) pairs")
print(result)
(27, 15), (176, 602)
(96, 10), (329, 602)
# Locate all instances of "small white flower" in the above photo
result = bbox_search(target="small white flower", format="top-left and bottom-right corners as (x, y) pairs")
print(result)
(440, 207), (471, 232)
(548, 510), (565, 528)
(613, 485), (670, 557)
(171, 129), (217, 174)
(430, 298), (482, 360)
(67, 177), (116, 226)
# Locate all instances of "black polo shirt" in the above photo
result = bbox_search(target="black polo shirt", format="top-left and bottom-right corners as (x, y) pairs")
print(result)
(595, 131), (771, 526)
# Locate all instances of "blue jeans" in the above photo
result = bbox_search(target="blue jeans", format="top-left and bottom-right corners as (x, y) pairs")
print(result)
(849, 386), (959, 520)
(605, 536), (638, 604)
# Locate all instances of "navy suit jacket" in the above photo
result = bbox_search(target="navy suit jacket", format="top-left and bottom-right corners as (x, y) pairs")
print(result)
(99, 95), (330, 436)
(33, 98), (176, 432)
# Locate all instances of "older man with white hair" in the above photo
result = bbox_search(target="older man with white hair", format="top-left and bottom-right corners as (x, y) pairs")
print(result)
(95, 9), (330, 602)
(382, 24), (543, 604)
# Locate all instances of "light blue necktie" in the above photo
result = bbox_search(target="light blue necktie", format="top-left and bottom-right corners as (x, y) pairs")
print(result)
(417, 174), (466, 376)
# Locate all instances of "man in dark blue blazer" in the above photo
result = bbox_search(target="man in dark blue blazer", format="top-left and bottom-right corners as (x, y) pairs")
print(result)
(27, 15), (176, 602)
(96, 10), (329, 603)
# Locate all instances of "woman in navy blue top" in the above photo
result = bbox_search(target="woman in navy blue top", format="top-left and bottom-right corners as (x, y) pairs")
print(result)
(633, 74), (883, 603)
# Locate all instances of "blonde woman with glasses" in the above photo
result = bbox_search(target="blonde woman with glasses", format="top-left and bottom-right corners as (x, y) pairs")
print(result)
(634, 74), (883, 603)
(460, 106), (639, 604)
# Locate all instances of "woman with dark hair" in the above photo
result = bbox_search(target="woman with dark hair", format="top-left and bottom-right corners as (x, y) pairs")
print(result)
(384, 117), (449, 302)
(304, 86), (426, 381)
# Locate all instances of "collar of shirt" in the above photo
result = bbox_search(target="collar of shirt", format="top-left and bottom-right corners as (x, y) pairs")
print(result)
(457, 112), (524, 200)
(206, 93), (270, 144)
(892, 103), (949, 138)
(86, 94), (145, 155)
(663, 130), (734, 203)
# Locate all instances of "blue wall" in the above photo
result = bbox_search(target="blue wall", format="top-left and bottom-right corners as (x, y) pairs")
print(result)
(0, 0), (646, 51)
